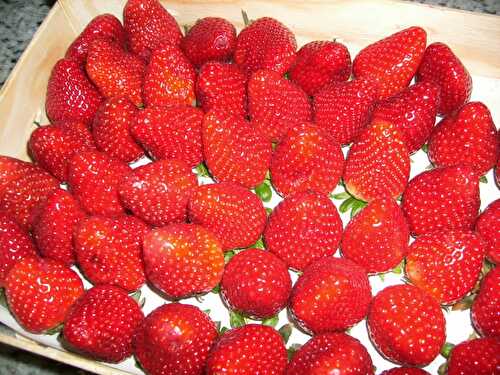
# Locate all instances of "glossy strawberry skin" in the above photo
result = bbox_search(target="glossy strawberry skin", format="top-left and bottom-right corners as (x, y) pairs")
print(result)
(367, 284), (446, 366)
(63, 285), (144, 363)
(264, 191), (342, 271)
(471, 267), (500, 337)
(475, 199), (500, 263)
(381, 368), (430, 375)
(0, 156), (35, 197)
(446, 337), (500, 375)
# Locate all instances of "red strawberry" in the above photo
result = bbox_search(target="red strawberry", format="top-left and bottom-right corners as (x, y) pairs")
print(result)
(472, 267), (500, 337)
(63, 285), (144, 363)
(188, 183), (267, 251)
(202, 110), (272, 188)
(32, 189), (86, 266)
(353, 26), (427, 99)
(287, 333), (374, 375)
(131, 105), (203, 167)
(416, 42), (472, 116)
(381, 368), (430, 375)
(428, 102), (498, 175)
(289, 40), (352, 96)
(313, 78), (378, 145)
(133, 303), (217, 375)
(221, 248), (291, 319)
(123, 0), (182, 61)
(367, 284), (446, 366)
(341, 197), (409, 274)
(270, 122), (344, 196)
(0, 156), (34, 196)
(5, 256), (84, 333)
(143, 223), (224, 299)
(196, 62), (247, 116)
(446, 337), (500, 375)
(86, 38), (145, 107)
(401, 165), (480, 236)
(92, 96), (144, 163)
(264, 190), (342, 271)
(206, 324), (287, 375)
(475, 199), (500, 264)
(119, 159), (198, 226)
(67, 150), (130, 217)
(371, 81), (440, 153)
(248, 69), (312, 142)
(496, 154), (500, 188)
(343, 120), (410, 202)
(181, 17), (237, 68)
(46, 58), (102, 124)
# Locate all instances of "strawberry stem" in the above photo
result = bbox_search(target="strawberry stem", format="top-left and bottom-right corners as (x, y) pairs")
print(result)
(241, 10), (250, 26)
(440, 342), (454, 358)
(229, 310), (247, 328)
(278, 324), (293, 344)
(255, 181), (272, 202)
(262, 315), (279, 327)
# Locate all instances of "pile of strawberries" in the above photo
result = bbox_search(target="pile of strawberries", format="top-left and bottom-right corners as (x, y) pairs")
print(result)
(0, 0), (498, 374)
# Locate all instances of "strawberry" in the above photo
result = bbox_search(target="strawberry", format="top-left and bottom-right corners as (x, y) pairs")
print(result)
(401, 165), (480, 236)
(143, 42), (196, 107)
(181, 17), (237, 68)
(63, 285), (144, 363)
(86, 38), (145, 107)
(475, 199), (500, 263)
(264, 190), (342, 271)
(188, 183), (267, 251)
(221, 248), (292, 319)
(428, 102), (498, 175)
(471, 267), (500, 337)
(205, 324), (287, 375)
(202, 110), (272, 188)
(32, 189), (86, 266)
(234, 17), (296, 75)
(133, 303), (217, 375)
(67, 150), (130, 217)
(4, 256), (84, 333)
(270, 122), (344, 196)
(341, 197), (409, 274)
(74, 215), (148, 292)
(131, 105), (203, 167)
(92, 96), (144, 163)
(45, 58), (102, 124)
(343, 120), (410, 202)
(287, 333), (374, 375)
(353, 26), (426, 99)
(313, 78), (378, 145)
(367, 284), (445, 366)
(143, 223), (224, 299)
(371, 81), (440, 154)
(289, 40), (352, 96)
(123, 0), (182, 61)
(248, 69), (312, 142)
(446, 337), (500, 375)
(290, 257), (371, 334)
(196, 62), (247, 116)
(381, 368), (430, 375)
(416, 42), (472, 116)
(496, 155), (500, 188)
(0, 156), (34, 196)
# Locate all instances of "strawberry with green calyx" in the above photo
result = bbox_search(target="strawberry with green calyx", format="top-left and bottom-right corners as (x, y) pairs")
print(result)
(442, 337), (500, 375)
(471, 266), (500, 337)
(475, 199), (500, 264)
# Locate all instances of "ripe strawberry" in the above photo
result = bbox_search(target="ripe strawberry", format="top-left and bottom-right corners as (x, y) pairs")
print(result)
(371, 81), (440, 154)
(63, 285), (144, 363)
(0, 156), (34, 196)
(221, 248), (291, 319)
(270, 122), (344, 196)
(341, 197), (409, 274)
(428, 102), (498, 175)
(289, 40), (352, 96)
(381, 368), (430, 375)
(446, 337), (500, 375)
(206, 324), (287, 375)
(343, 120), (410, 202)
(290, 257), (371, 334)
(143, 223), (224, 299)
(248, 69), (312, 142)
(264, 191), (342, 271)
(5, 256), (84, 333)
(45, 58), (102, 124)
(202, 110), (272, 188)
(367, 284), (445, 366)
(416, 42), (472, 115)
(353, 26), (426, 99)
(92, 96), (144, 163)
(74, 215), (148, 292)
(471, 267), (500, 337)
(496, 154), (500, 188)
(475, 199), (500, 263)
(188, 183), (267, 251)
(133, 303), (217, 375)
(313, 78), (378, 145)
(67, 150), (130, 217)
(401, 165), (480, 236)
(131, 105), (203, 167)
(181, 17), (237, 68)
(287, 333), (374, 375)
